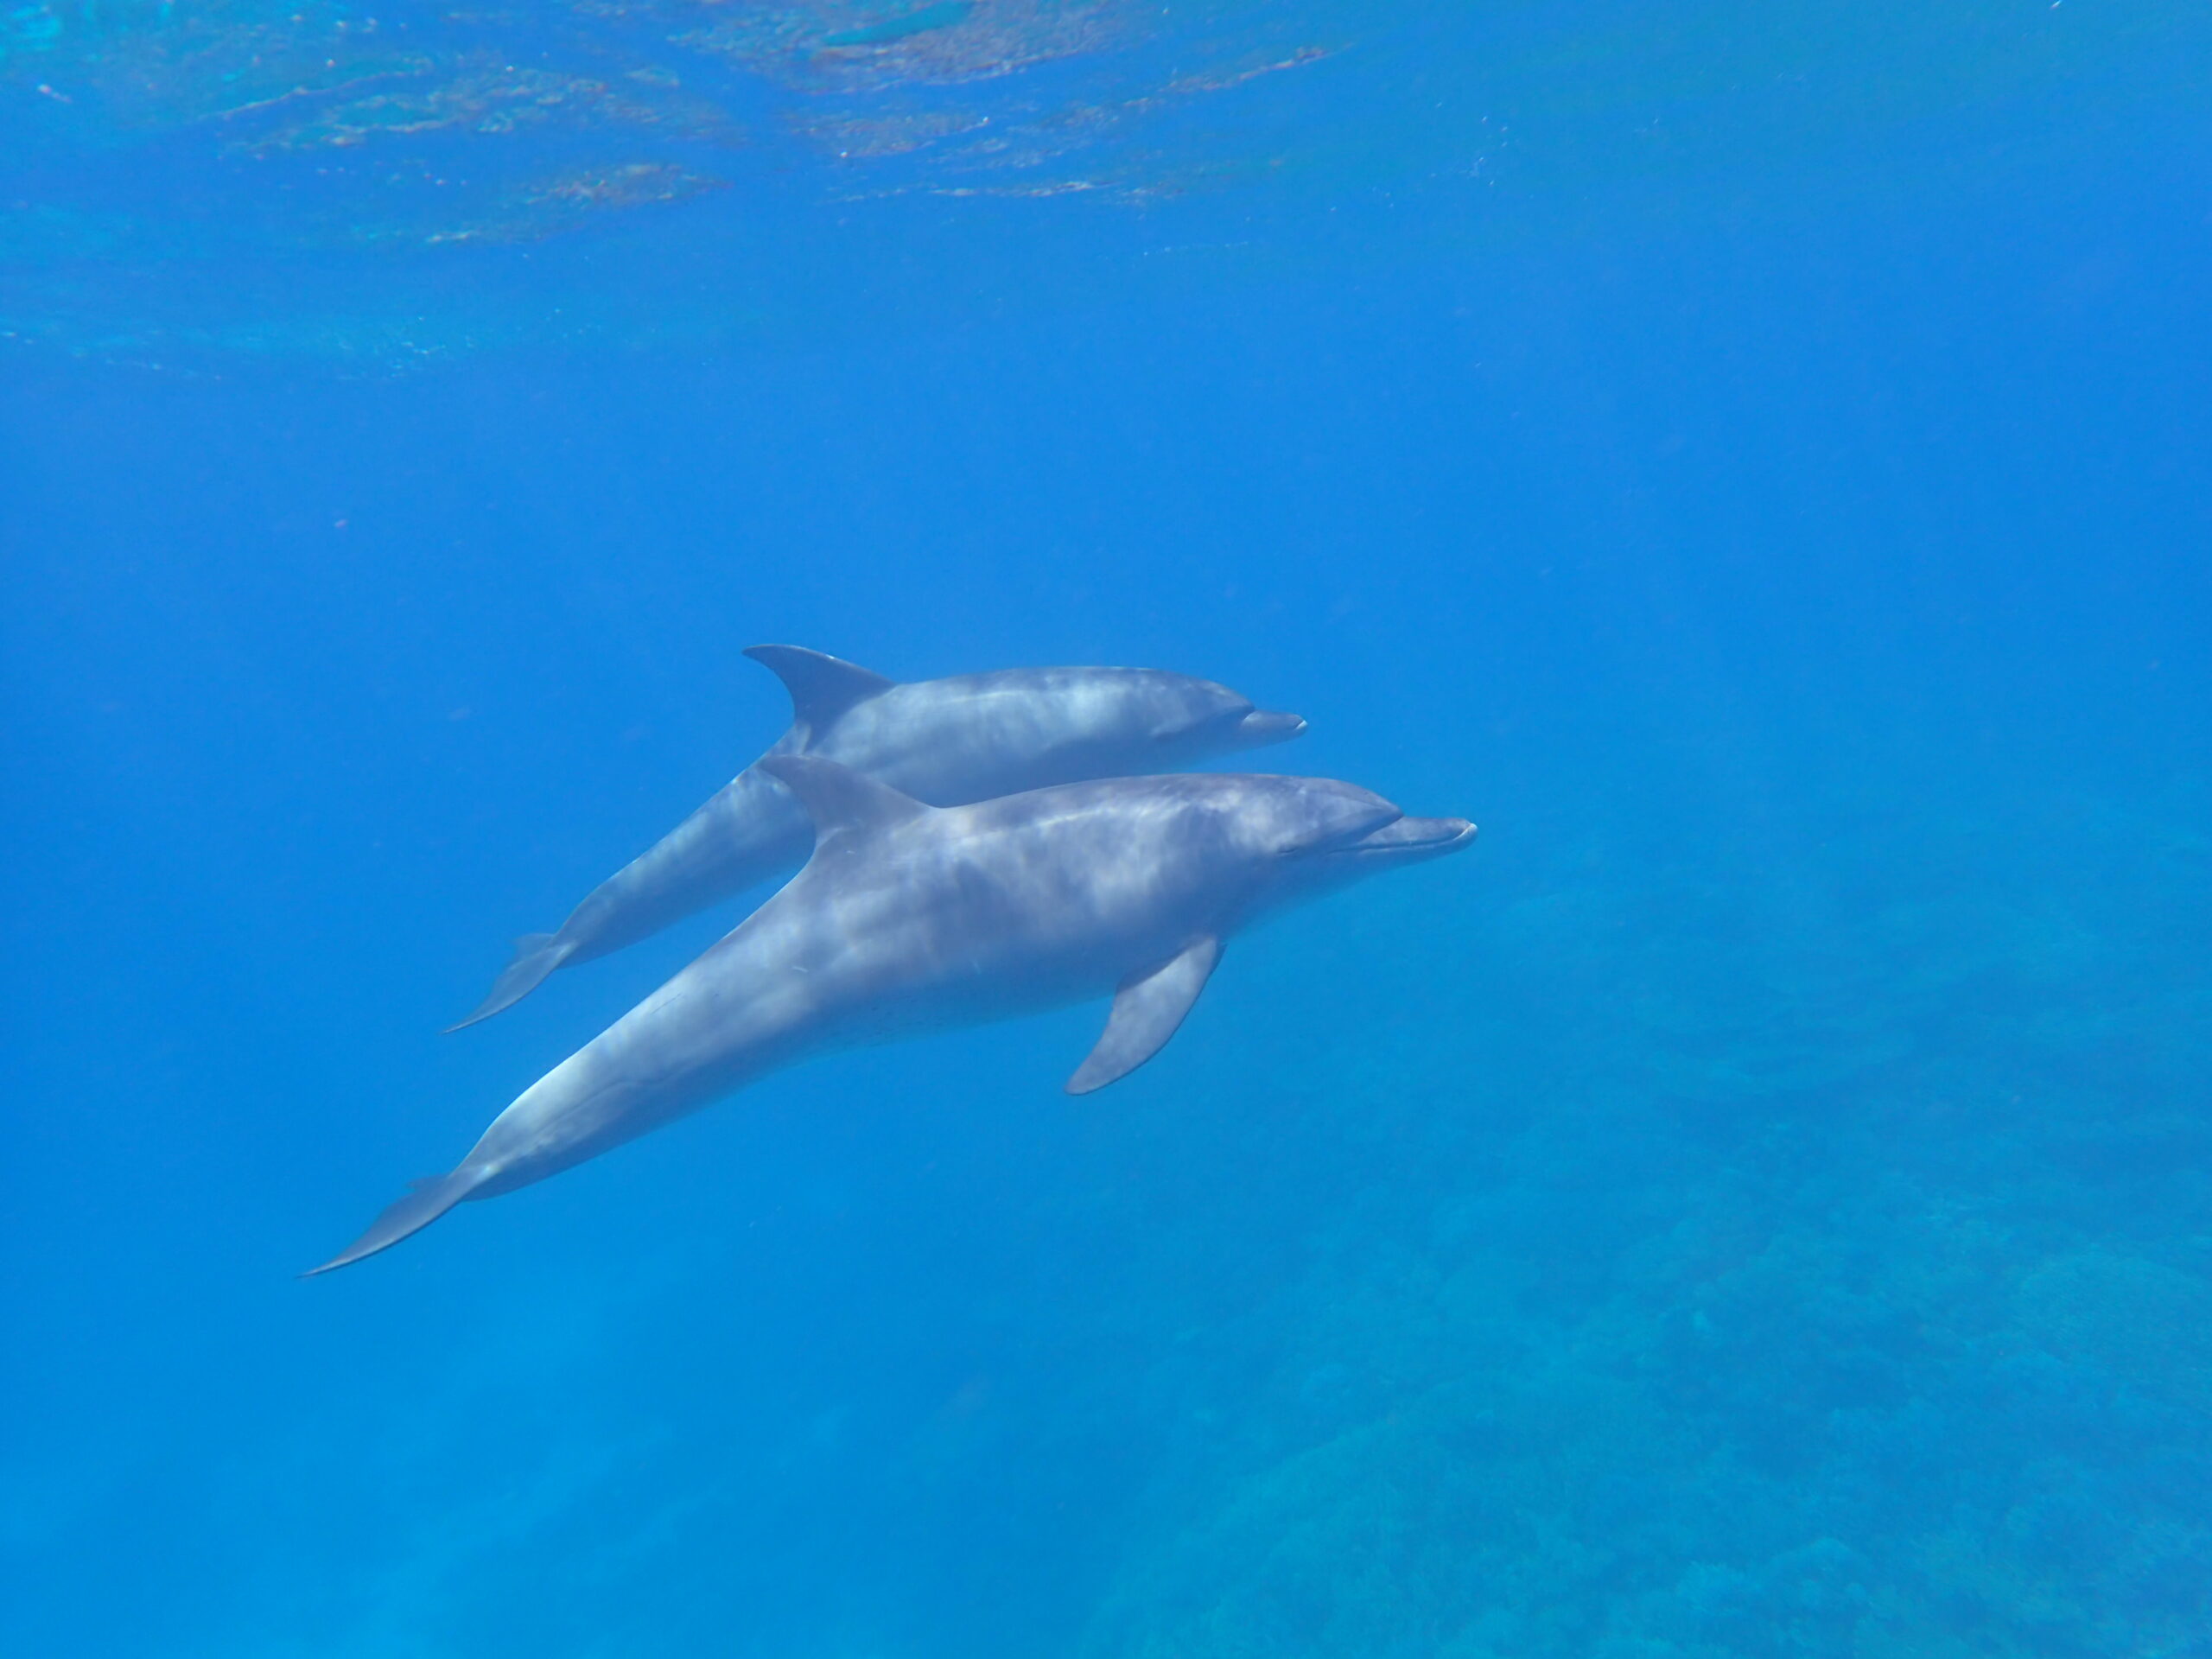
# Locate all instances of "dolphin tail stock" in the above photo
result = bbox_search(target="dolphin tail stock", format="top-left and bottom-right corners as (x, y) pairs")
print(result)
(303, 1166), (493, 1277)
(447, 932), (575, 1032)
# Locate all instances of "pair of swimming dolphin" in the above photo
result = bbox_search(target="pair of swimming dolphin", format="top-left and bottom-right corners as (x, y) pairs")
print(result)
(309, 647), (1474, 1274)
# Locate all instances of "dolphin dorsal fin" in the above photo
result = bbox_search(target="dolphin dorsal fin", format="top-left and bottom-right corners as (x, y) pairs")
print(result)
(744, 645), (897, 733)
(755, 755), (928, 839)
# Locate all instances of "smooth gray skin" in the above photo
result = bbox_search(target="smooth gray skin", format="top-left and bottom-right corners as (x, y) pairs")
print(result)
(451, 645), (1306, 1028)
(311, 763), (1474, 1274)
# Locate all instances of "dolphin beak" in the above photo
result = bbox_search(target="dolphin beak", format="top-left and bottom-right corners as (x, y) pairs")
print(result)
(1344, 815), (1477, 862)
(1236, 709), (1307, 747)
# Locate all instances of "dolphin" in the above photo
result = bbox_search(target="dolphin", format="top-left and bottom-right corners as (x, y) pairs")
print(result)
(451, 646), (1306, 1029)
(311, 761), (1474, 1274)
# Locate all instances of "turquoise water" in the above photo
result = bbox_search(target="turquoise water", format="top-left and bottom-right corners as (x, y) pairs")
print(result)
(3, 3), (2209, 1655)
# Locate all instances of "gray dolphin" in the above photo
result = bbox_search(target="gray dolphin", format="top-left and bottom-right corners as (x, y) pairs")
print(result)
(452, 646), (1306, 1028)
(312, 762), (1474, 1274)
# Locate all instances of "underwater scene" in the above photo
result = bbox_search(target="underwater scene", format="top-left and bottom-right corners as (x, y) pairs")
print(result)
(3, 2), (2209, 1655)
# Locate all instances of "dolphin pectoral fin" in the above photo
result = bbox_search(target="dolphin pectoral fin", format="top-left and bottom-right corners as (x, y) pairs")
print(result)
(447, 933), (576, 1032)
(743, 645), (896, 734)
(755, 755), (929, 841)
(1066, 936), (1223, 1096)
(302, 1166), (493, 1277)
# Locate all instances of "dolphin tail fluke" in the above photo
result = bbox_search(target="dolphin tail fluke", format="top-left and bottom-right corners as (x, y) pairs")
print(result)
(448, 933), (575, 1032)
(303, 1166), (493, 1276)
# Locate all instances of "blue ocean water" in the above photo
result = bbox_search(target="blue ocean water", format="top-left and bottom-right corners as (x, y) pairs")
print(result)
(3, 3), (2209, 1654)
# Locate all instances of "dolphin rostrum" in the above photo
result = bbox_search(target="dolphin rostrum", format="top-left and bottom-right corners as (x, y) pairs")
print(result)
(451, 646), (1306, 1028)
(312, 762), (1474, 1274)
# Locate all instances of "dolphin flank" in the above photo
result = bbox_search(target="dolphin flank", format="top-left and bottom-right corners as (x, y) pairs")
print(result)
(312, 762), (1473, 1274)
(449, 646), (1306, 1029)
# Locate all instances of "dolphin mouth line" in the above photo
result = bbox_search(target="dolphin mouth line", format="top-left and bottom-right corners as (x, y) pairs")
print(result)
(1232, 709), (1308, 746)
(1334, 817), (1478, 858)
